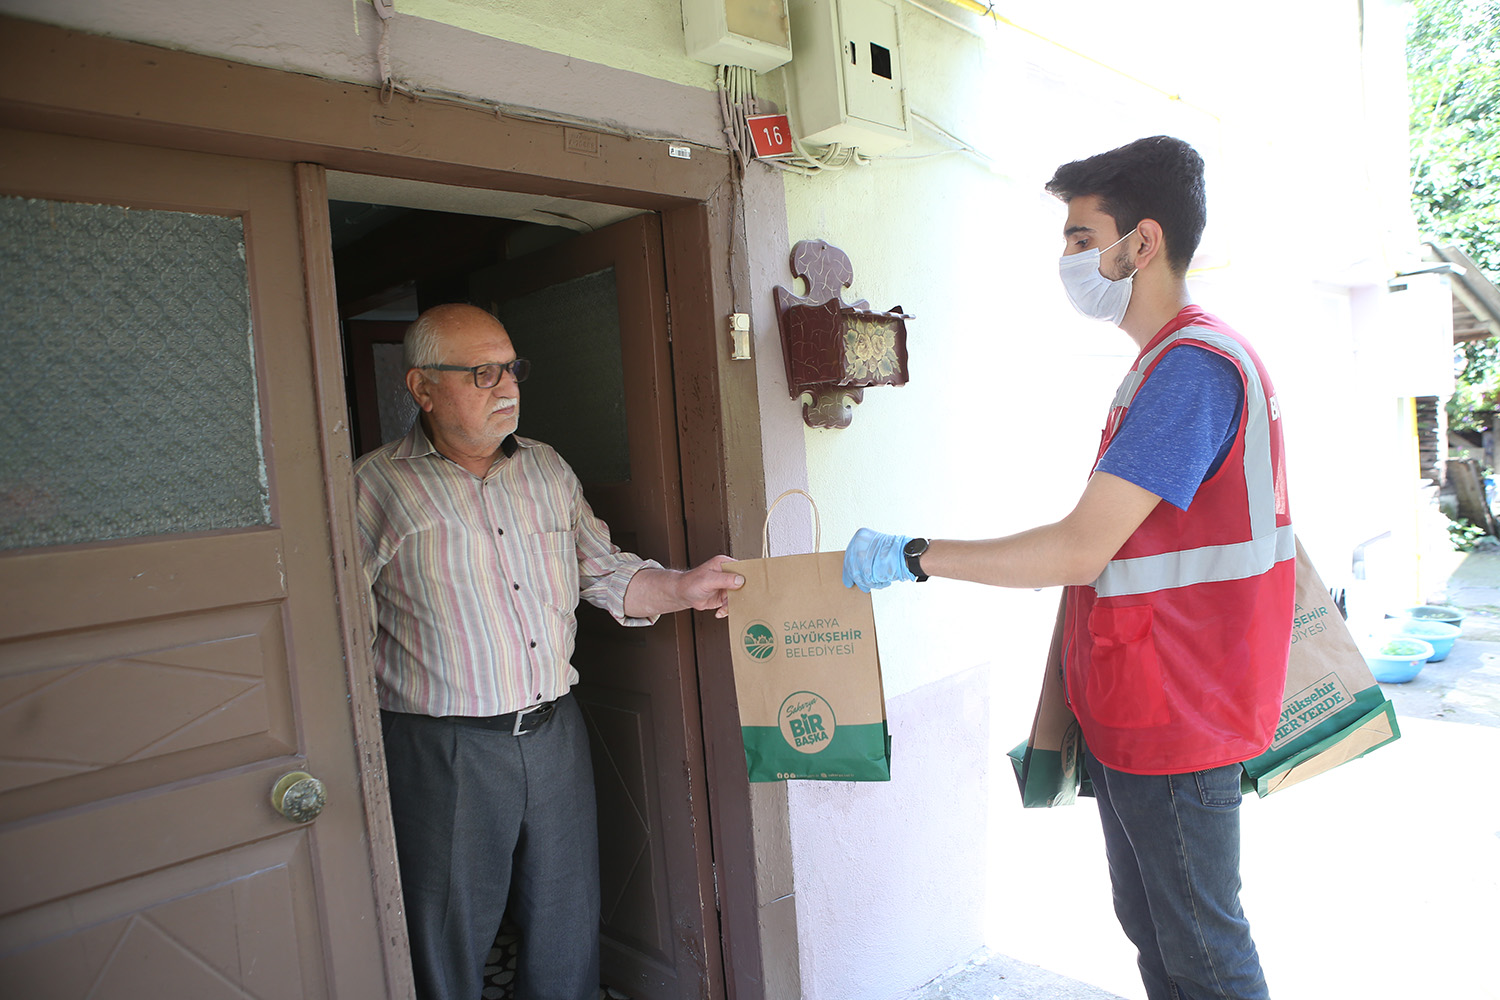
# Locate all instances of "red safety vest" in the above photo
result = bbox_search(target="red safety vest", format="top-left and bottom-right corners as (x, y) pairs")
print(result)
(1063, 307), (1295, 775)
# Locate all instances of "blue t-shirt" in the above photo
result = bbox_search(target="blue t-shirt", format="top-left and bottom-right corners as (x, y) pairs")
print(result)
(1095, 346), (1245, 511)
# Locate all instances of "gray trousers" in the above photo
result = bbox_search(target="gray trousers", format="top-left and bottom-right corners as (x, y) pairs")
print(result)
(382, 694), (600, 1000)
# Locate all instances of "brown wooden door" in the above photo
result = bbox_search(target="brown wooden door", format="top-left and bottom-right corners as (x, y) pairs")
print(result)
(471, 213), (724, 999)
(0, 130), (388, 998)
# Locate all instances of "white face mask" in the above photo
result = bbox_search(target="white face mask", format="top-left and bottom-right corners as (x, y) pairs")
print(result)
(1058, 228), (1138, 325)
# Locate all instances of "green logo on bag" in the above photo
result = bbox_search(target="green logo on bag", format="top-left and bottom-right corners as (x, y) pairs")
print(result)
(780, 691), (835, 753)
(743, 622), (776, 660)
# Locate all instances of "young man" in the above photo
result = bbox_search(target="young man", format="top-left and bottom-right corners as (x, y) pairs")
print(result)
(843, 136), (1294, 1000)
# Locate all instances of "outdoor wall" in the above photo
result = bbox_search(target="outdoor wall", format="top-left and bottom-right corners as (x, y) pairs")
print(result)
(0, 1), (1434, 998)
(761, 2), (1425, 997)
(0, 0), (725, 146)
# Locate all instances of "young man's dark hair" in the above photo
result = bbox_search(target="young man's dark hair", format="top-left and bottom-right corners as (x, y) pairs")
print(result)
(1045, 135), (1207, 274)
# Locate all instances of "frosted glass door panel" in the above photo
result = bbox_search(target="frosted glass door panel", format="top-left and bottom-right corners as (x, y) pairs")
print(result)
(372, 342), (418, 445)
(0, 197), (269, 550)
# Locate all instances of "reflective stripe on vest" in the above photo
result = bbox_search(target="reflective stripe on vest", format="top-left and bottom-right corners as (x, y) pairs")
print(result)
(1093, 326), (1292, 599)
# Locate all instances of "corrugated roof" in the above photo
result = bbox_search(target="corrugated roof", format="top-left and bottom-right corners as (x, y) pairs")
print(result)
(1422, 243), (1500, 343)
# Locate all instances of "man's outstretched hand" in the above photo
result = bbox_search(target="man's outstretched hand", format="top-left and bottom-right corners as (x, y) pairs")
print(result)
(679, 554), (746, 618)
(623, 556), (746, 619)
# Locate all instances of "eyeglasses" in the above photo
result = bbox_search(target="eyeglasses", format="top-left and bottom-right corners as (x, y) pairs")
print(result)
(421, 358), (531, 388)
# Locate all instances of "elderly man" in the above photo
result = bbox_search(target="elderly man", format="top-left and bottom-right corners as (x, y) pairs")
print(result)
(355, 302), (743, 1000)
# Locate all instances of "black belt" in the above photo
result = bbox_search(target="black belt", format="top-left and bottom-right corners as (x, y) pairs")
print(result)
(446, 699), (558, 736)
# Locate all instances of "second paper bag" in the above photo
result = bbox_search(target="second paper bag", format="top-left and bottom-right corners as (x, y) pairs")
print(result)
(725, 493), (891, 782)
(1007, 594), (1092, 807)
(1239, 538), (1401, 795)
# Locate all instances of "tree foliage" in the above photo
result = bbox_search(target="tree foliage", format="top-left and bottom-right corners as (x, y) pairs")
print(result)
(1450, 339), (1499, 435)
(1409, 0), (1500, 276)
(1408, 0), (1500, 436)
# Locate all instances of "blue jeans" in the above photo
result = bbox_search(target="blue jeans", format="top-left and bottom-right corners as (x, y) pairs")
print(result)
(1086, 751), (1270, 1000)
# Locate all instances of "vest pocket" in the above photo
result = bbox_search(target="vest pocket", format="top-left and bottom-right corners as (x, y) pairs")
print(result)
(1085, 604), (1171, 728)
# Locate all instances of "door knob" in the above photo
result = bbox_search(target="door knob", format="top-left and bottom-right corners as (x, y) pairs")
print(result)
(271, 771), (327, 823)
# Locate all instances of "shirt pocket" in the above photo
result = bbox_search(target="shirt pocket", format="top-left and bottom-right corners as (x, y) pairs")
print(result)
(1085, 603), (1171, 729)
(526, 530), (580, 612)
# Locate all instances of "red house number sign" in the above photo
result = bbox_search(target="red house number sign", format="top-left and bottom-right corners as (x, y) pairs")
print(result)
(746, 114), (794, 158)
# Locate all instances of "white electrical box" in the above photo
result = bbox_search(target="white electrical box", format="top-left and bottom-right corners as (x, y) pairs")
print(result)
(787, 0), (911, 153)
(682, 0), (793, 72)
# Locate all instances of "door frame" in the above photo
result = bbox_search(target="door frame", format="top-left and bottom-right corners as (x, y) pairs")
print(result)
(0, 15), (781, 999)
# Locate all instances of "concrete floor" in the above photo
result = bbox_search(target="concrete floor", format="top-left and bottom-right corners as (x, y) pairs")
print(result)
(909, 546), (1500, 1000)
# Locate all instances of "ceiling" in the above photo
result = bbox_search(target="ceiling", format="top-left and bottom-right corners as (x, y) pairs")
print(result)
(326, 170), (645, 242)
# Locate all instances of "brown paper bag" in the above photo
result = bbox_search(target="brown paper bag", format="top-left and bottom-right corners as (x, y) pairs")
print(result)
(1240, 538), (1401, 795)
(725, 490), (892, 782)
(1007, 594), (1091, 807)
(1011, 537), (1400, 805)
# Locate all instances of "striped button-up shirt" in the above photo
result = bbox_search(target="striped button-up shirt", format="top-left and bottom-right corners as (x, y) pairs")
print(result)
(354, 421), (661, 717)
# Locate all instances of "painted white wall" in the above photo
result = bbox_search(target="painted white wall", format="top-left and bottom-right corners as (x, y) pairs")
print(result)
(0, 0), (725, 146)
(398, 0), (717, 89)
(762, 2), (1433, 997)
(4, 1), (1440, 997)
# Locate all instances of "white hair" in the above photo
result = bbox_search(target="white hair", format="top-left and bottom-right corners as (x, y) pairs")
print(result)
(403, 311), (448, 383)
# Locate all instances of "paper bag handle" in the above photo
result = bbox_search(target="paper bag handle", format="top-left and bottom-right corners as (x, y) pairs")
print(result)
(762, 489), (821, 558)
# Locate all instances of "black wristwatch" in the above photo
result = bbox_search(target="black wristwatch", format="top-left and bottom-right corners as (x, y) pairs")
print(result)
(903, 537), (930, 582)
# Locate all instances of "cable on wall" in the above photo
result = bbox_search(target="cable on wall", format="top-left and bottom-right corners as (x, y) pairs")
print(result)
(717, 65), (757, 177)
(759, 66), (869, 176)
(373, 0), (395, 103)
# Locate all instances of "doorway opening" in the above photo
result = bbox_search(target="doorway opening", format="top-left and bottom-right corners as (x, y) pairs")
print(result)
(327, 175), (646, 462)
(327, 171), (721, 1000)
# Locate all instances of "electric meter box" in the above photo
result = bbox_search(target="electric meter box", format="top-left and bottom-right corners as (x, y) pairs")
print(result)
(787, 0), (911, 153)
(682, 0), (793, 73)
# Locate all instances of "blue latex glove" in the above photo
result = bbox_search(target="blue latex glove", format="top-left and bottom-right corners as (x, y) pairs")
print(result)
(842, 528), (916, 592)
